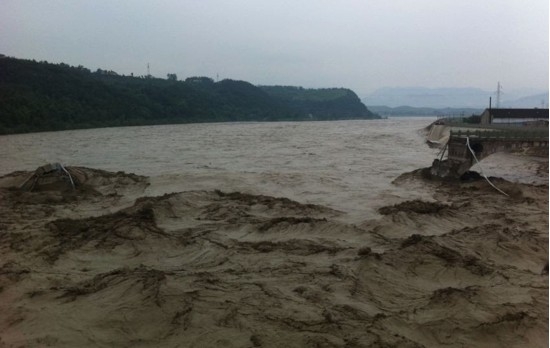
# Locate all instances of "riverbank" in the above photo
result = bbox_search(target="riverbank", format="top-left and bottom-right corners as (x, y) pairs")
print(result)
(0, 165), (547, 347)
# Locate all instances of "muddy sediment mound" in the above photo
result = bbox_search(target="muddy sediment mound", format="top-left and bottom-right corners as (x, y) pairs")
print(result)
(43, 205), (167, 263)
(441, 224), (548, 273)
(0, 166), (547, 347)
(378, 199), (450, 215)
(0, 165), (149, 203)
(214, 190), (340, 216)
(57, 265), (168, 303)
(237, 238), (347, 255)
(398, 234), (493, 276)
(355, 220), (546, 346)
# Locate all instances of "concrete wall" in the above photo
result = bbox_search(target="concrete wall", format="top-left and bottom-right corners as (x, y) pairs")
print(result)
(480, 110), (491, 124)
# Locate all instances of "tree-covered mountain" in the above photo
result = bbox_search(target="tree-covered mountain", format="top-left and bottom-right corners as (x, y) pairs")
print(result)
(0, 57), (379, 134)
(260, 86), (375, 120)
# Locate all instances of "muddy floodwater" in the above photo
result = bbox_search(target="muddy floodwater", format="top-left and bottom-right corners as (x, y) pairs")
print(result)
(0, 118), (548, 347)
(1, 117), (546, 222)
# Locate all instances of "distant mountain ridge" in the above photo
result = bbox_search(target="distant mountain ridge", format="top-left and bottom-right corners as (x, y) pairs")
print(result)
(363, 86), (548, 109)
(367, 105), (483, 117)
(504, 93), (549, 108)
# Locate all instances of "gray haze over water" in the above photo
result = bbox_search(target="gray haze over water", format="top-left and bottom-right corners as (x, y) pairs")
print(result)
(1, 1), (547, 96)
(1, 118), (546, 222)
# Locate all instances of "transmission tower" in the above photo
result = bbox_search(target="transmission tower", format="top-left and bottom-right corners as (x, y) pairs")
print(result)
(496, 82), (502, 108)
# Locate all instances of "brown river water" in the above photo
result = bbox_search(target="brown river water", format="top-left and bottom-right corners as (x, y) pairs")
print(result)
(0, 117), (545, 223)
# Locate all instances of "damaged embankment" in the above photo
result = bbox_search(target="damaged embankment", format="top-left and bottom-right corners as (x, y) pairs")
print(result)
(0, 166), (547, 347)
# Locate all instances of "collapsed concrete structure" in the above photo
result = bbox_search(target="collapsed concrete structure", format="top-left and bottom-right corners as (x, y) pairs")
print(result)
(19, 163), (79, 192)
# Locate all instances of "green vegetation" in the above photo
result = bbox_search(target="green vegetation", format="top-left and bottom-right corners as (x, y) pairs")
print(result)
(260, 86), (375, 120)
(0, 57), (379, 134)
(462, 115), (481, 124)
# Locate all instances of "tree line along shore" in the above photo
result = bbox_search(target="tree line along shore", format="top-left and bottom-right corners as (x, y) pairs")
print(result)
(0, 56), (380, 135)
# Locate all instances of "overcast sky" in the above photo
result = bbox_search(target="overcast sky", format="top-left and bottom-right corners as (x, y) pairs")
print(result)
(1, 0), (548, 95)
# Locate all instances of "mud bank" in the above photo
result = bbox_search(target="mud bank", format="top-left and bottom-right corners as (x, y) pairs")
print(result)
(0, 166), (547, 347)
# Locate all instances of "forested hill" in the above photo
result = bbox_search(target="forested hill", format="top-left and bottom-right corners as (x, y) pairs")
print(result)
(260, 86), (374, 120)
(0, 57), (379, 134)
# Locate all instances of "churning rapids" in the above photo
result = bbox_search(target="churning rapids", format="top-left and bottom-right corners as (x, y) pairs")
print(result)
(0, 117), (547, 347)
(1, 118), (546, 221)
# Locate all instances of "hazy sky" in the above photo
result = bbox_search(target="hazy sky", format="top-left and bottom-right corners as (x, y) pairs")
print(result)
(1, 0), (548, 95)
